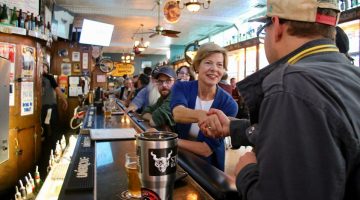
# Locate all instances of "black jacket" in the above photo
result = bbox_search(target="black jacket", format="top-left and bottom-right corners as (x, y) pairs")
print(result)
(233, 39), (360, 200)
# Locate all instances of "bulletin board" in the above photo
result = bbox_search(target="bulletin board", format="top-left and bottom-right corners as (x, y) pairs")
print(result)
(68, 76), (89, 97)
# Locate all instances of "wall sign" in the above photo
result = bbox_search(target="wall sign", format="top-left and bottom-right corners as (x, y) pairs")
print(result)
(110, 63), (135, 77)
(0, 42), (16, 106)
(21, 45), (36, 80)
(21, 82), (34, 116)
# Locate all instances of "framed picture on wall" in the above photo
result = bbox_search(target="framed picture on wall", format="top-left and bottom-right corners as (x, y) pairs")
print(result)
(72, 51), (80, 62)
(61, 63), (71, 75)
(141, 61), (152, 68)
(72, 62), (81, 73)
(97, 75), (106, 83)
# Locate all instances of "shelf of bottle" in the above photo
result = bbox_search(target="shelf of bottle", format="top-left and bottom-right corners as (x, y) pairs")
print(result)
(0, 24), (48, 41)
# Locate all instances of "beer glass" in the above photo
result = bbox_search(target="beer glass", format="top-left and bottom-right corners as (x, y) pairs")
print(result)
(103, 100), (112, 119)
(125, 152), (141, 198)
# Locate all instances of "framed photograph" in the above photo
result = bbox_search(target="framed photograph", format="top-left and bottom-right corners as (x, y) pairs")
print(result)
(72, 62), (81, 73)
(61, 63), (71, 75)
(164, 0), (181, 24)
(72, 51), (80, 62)
(97, 75), (106, 83)
(82, 52), (89, 69)
(141, 61), (152, 69)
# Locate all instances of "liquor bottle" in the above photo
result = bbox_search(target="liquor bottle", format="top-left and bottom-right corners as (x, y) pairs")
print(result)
(61, 135), (66, 151)
(55, 140), (62, 159)
(25, 176), (35, 199)
(19, 180), (26, 199)
(34, 165), (42, 192)
(10, 7), (18, 27)
(15, 186), (21, 200)
(24, 12), (30, 30)
(45, 21), (52, 36)
(0, 4), (9, 24)
(30, 13), (34, 30)
(28, 172), (35, 192)
(39, 16), (44, 34)
(34, 16), (38, 31)
(18, 9), (24, 28)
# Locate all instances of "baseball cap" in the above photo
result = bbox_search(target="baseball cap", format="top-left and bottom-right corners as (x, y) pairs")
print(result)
(250, 0), (340, 26)
(154, 66), (176, 79)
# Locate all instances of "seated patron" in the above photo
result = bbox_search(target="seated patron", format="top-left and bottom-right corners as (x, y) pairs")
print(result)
(170, 42), (238, 171)
(176, 65), (195, 81)
(142, 66), (176, 131)
(127, 69), (160, 113)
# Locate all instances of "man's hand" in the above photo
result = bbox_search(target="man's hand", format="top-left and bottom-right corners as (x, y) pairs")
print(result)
(126, 104), (137, 113)
(234, 151), (257, 176)
(142, 113), (152, 121)
(199, 108), (230, 138)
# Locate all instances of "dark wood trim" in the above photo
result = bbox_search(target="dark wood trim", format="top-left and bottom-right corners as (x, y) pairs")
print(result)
(339, 6), (360, 24)
(224, 37), (259, 52)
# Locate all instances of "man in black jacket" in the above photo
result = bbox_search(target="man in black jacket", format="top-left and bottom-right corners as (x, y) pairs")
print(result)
(199, 0), (360, 199)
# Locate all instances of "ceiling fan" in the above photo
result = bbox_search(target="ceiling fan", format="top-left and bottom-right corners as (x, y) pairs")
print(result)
(146, 0), (181, 38)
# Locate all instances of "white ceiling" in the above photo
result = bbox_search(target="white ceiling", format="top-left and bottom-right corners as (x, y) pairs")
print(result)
(56, 0), (266, 55)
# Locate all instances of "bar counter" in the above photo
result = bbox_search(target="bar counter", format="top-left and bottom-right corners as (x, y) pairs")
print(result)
(56, 102), (238, 200)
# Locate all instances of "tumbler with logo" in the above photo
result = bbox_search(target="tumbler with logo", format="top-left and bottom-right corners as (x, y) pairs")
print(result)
(136, 131), (178, 200)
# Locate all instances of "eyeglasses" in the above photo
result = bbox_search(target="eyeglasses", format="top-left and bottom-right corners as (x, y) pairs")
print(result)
(178, 72), (190, 76)
(156, 79), (174, 86)
(257, 18), (272, 44)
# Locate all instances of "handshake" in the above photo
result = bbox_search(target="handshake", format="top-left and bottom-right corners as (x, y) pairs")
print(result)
(199, 108), (253, 149)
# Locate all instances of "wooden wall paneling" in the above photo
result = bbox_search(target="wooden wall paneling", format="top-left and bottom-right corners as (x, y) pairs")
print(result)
(0, 129), (19, 191)
(50, 40), (94, 130)
(16, 127), (36, 179)
(0, 33), (43, 191)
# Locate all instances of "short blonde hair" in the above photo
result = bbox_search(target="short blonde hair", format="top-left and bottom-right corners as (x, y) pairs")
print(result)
(192, 42), (228, 73)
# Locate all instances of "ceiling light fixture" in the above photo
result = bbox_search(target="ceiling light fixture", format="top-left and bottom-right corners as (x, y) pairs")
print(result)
(176, 0), (211, 12)
(133, 24), (150, 54)
(121, 51), (135, 63)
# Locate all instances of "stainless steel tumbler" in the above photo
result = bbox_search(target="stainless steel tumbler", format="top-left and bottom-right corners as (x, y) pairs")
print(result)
(136, 131), (178, 200)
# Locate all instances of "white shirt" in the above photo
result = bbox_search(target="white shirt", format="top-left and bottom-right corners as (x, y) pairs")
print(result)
(188, 96), (214, 140)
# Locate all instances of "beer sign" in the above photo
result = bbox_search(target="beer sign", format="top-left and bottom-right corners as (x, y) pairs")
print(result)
(110, 62), (134, 77)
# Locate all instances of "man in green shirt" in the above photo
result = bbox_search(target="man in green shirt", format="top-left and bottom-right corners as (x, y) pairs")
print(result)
(142, 66), (176, 132)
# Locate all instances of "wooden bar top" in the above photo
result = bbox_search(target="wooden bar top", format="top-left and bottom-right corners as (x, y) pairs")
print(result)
(59, 105), (214, 200)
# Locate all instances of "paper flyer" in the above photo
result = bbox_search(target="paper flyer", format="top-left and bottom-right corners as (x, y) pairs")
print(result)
(21, 82), (34, 116)
(0, 42), (16, 106)
(21, 45), (36, 80)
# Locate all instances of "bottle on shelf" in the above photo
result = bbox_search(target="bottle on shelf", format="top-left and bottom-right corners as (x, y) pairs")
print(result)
(30, 13), (34, 30)
(24, 12), (30, 30)
(28, 172), (35, 193)
(15, 186), (22, 200)
(34, 16), (38, 31)
(18, 9), (24, 28)
(55, 140), (62, 160)
(34, 165), (42, 193)
(25, 176), (35, 199)
(39, 16), (44, 34)
(0, 4), (9, 24)
(19, 179), (26, 199)
(45, 21), (52, 36)
(61, 134), (66, 151)
(10, 7), (18, 27)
